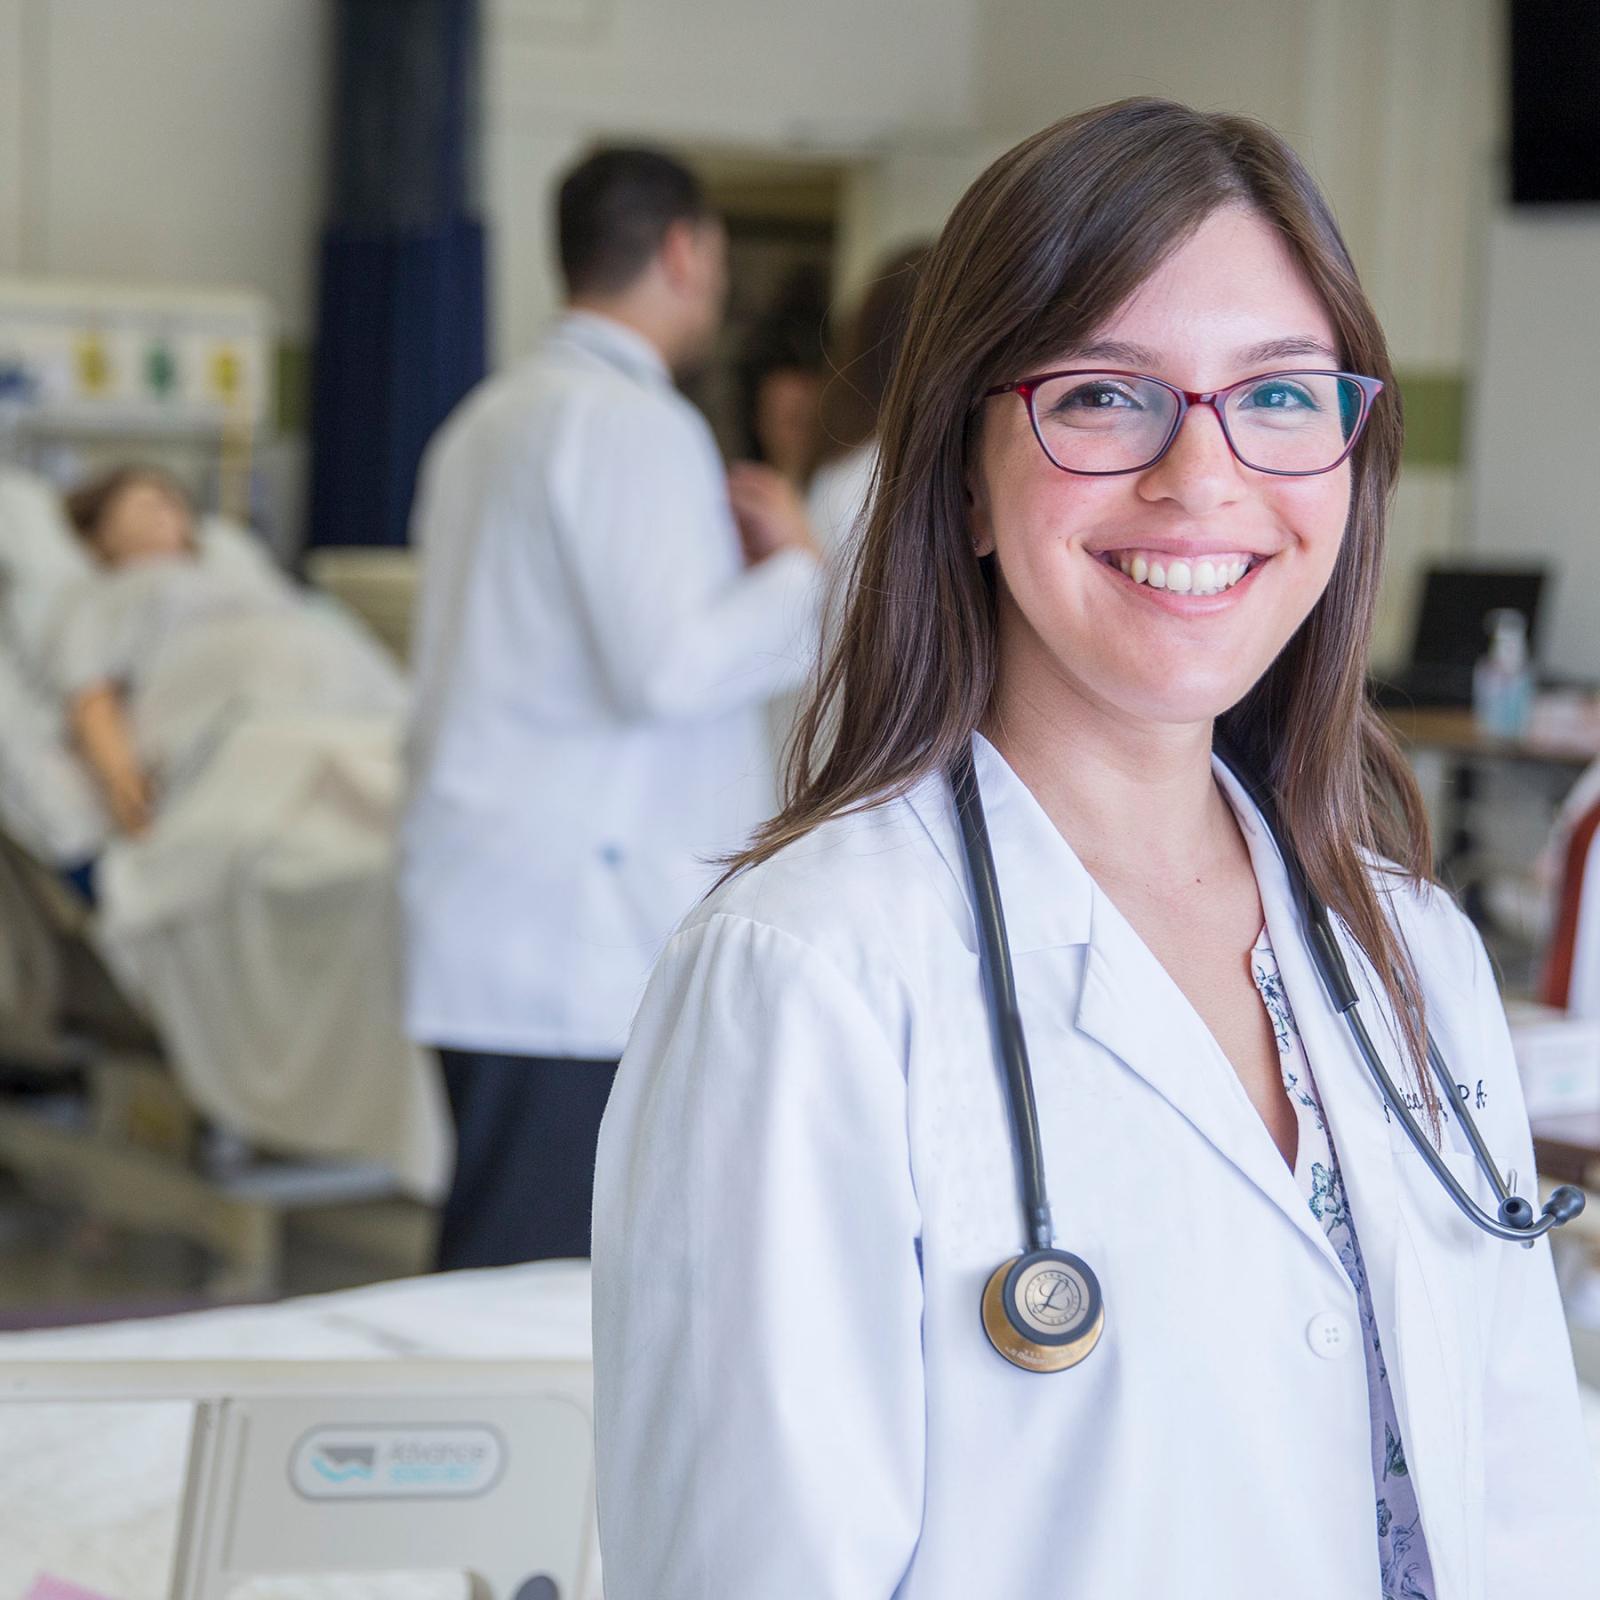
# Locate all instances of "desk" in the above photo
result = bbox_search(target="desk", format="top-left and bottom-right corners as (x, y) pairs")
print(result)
(1382, 707), (1599, 921)
(1382, 706), (1600, 769)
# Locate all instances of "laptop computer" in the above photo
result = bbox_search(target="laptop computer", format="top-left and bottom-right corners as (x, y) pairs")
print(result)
(1370, 565), (1548, 708)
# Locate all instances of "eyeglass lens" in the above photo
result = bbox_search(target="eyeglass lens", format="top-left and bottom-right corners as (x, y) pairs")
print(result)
(1028, 371), (1365, 474)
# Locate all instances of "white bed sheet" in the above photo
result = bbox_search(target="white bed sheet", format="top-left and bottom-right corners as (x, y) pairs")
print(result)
(94, 709), (449, 1198)
(0, 1263), (591, 1600)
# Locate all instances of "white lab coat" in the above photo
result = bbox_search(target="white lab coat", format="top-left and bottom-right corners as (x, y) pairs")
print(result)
(593, 734), (1599, 1599)
(401, 311), (817, 1058)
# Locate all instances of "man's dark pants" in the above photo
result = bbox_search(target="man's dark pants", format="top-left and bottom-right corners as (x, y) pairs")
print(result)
(433, 1049), (621, 1270)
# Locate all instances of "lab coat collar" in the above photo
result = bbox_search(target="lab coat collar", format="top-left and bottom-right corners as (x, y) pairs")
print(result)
(1076, 760), (1352, 1275)
(908, 735), (1349, 1275)
(907, 733), (1094, 955)
(1212, 755), (1404, 1285)
(546, 309), (672, 389)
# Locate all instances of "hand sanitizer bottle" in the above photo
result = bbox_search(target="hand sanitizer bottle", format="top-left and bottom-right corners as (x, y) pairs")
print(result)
(1473, 608), (1534, 738)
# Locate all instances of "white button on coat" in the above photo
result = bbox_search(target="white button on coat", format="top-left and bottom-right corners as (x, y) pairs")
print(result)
(401, 312), (818, 1058)
(593, 734), (1600, 1600)
(1307, 1309), (1354, 1358)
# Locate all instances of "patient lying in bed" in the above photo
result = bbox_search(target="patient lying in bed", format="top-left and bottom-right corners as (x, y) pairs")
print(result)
(56, 466), (402, 836)
(41, 467), (445, 1194)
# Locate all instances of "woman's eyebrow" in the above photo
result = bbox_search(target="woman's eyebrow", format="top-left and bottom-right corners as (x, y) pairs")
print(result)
(1232, 335), (1341, 365)
(1053, 335), (1341, 369)
(1058, 339), (1161, 366)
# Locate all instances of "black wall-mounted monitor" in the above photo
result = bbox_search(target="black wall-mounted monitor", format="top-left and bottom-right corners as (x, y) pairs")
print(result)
(1511, 1), (1600, 203)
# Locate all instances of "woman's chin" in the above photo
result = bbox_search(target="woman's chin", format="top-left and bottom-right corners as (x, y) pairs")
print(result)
(1086, 672), (1258, 732)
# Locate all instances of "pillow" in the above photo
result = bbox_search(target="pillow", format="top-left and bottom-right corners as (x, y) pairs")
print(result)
(0, 469), (93, 679)
(199, 513), (293, 600)
(0, 634), (107, 865)
(0, 470), (291, 683)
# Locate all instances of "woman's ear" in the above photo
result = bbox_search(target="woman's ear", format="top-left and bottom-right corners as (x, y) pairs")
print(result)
(966, 471), (996, 558)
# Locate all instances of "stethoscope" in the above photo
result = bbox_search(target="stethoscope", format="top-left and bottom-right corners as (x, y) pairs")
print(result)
(951, 745), (1588, 1375)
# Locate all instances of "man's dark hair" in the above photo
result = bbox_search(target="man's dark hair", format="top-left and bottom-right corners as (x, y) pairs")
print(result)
(557, 146), (710, 297)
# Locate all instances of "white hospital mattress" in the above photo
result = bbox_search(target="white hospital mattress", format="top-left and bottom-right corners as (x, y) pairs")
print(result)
(2, 1266), (1596, 1598)
(0, 1263), (590, 1600)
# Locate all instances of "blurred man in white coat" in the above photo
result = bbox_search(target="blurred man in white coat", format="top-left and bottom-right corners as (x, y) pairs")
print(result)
(403, 147), (818, 1269)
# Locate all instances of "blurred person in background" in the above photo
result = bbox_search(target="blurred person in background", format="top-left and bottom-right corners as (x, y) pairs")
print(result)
(768, 245), (930, 768)
(808, 242), (930, 564)
(739, 265), (830, 490)
(402, 146), (819, 1272)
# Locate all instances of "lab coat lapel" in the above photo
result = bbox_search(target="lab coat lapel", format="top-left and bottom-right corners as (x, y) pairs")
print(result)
(930, 741), (1478, 1590)
(1215, 761), (1404, 1327)
(1215, 762), (1477, 1599)
(942, 739), (1343, 1268)
(1068, 896), (1342, 1269)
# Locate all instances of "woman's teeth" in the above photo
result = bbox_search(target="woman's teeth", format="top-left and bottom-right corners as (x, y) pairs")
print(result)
(1111, 552), (1252, 597)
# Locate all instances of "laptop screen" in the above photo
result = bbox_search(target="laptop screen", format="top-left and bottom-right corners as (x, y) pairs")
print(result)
(1409, 567), (1548, 669)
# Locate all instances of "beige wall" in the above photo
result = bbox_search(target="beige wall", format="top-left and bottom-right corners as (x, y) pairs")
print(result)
(0, 3), (24, 279)
(1469, 212), (1600, 679)
(482, 0), (982, 364)
(973, 0), (1500, 666)
(0, 0), (1530, 662)
(0, 0), (326, 338)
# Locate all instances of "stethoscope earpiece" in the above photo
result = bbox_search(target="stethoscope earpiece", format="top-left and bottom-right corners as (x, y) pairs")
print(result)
(982, 1248), (1105, 1373)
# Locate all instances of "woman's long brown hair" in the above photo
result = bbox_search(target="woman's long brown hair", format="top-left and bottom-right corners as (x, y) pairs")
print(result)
(731, 98), (1438, 1112)
(816, 241), (932, 460)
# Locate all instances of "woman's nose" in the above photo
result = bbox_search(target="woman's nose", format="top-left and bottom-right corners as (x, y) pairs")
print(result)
(1136, 399), (1246, 513)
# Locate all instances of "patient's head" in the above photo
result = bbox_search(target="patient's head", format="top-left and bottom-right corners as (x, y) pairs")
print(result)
(65, 466), (197, 566)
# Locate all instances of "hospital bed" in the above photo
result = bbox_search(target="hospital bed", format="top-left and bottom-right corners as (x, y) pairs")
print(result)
(0, 1257), (1594, 1600)
(303, 546), (418, 664)
(0, 1262), (601, 1600)
(0, 466), (447, 1297)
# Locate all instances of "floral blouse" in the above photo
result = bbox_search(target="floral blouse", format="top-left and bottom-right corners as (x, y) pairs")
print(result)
(1250, 928), (1437, 1600)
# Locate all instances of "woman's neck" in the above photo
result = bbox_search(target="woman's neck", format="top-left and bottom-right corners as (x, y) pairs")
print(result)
(984, 674), (1237, 896)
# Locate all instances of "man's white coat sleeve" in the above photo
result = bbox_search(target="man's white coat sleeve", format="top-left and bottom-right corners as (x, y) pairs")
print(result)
(554, 392), (819, 721)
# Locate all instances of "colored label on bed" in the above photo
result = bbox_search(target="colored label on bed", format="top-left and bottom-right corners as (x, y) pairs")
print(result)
(290, 1423), (505, 1499)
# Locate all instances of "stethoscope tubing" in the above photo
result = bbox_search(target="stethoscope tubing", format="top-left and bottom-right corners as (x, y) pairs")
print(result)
(1216, 743), (1579, 1245)
(953, 752), (1054, 1253)
(1344, 1003), (1553, 1243)
(951, 744), (1583, 1255)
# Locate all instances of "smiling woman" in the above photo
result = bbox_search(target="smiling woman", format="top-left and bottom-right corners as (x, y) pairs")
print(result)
(752, 119), (1428, 1107)
(591, 98), (1599, 1600)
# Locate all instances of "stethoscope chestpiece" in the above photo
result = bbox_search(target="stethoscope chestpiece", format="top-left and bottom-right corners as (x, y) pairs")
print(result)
(982, 1247), (1105, 1373)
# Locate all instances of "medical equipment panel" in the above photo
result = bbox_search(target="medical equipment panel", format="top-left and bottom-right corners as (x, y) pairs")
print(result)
(3, 1359), (600, 1600)
(0, 278), (272, 520)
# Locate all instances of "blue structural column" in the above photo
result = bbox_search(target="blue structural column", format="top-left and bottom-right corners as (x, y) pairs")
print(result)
(308, 0), (487, 549)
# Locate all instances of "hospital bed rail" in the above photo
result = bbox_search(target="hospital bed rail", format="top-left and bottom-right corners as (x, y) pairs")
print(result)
(1, 1356), (601, 1600)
